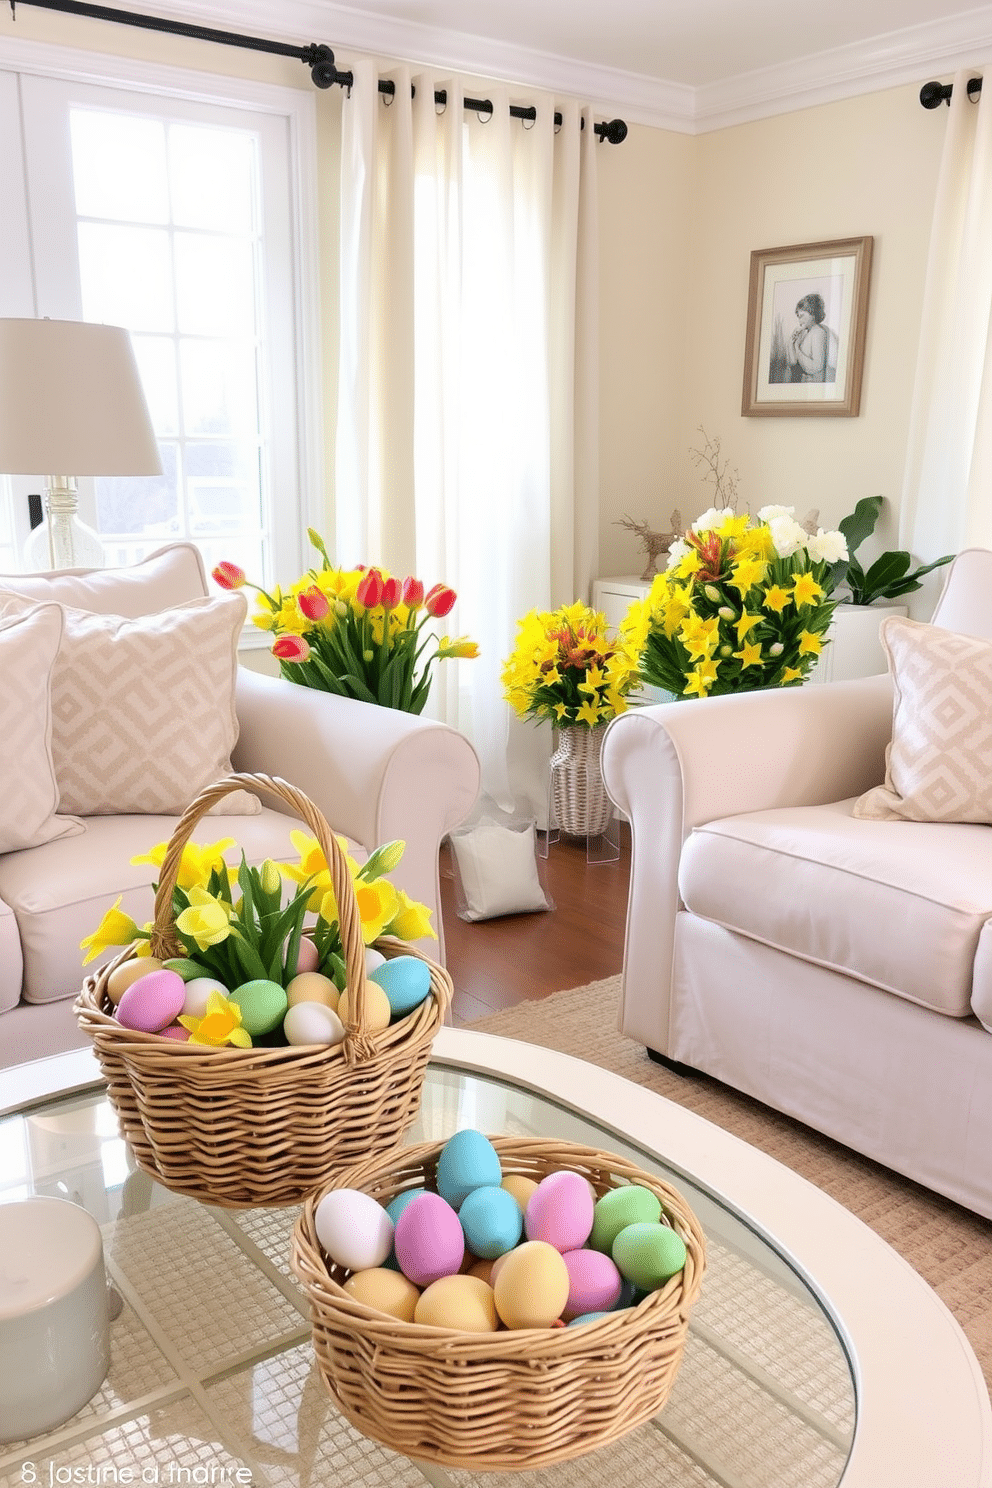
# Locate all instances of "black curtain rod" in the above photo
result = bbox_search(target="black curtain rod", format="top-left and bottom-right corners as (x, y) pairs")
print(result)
(10, 0), (628, 141)
(920, 76), (983, 108)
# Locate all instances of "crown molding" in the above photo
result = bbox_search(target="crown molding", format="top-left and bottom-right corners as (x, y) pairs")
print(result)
(10, 0), (992, 133)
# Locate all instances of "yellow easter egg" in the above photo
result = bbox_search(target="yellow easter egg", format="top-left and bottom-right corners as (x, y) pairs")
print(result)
(343, 1267), (421, 1323)
(106, 957), (165, 1006)
(501, 1174), (539, 1211)
(467, 1257), (495, 1285)
(337, 981), (391, 1034)
(493, 1240), (570, 1329)
(414, 1274), (498, 1332)
(286, 971), (340, 1011)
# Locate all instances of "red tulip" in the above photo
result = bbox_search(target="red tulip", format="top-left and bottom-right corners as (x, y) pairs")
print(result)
(272, 634), (311, 663)
(380, 576), (402, 610)
(297, 585), (330, 622)
(212, 561), (246, 590)
(402, 576), (425, 609)
(356, 568), (384, 609)
(425, 583), (456, 618)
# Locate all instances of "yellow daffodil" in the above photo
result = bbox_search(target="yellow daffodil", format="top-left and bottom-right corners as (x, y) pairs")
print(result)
(792, 573), (824, 607)
(355, 878), (400, 944)
(179, 990), (252, 1048)
(131, 838), (235, 891)
(175, 887), (233, 950)
(734, 611), (763, 642)
(781, 666), (804, 683)
(387, 891), (437, 942)
(762, 585), (791, 613)
(728, 556), (768, 596)
(733, 641), (764, 668)
(576, 698), (603, 726)
(798, 630), (824, 656)
(80, 897), (142, 965)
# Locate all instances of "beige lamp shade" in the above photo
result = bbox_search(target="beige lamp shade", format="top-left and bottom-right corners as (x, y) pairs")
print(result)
(0, 318), (162, 476)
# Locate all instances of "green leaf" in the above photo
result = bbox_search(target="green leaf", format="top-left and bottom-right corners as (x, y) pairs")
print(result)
(229, 930), (269, 983)
(838, 495), (883, 558)
(858, 551), (912, 604)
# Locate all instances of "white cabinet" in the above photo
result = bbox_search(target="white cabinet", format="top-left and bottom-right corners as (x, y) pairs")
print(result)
(810, 604), (907, 684)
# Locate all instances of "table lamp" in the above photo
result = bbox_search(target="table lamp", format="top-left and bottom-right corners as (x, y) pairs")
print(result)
(0, 317), (162, 570)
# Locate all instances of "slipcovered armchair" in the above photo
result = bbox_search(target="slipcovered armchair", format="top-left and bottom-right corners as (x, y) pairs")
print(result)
(0, 544), (480, 1069)
(602, 548), (992, 1220)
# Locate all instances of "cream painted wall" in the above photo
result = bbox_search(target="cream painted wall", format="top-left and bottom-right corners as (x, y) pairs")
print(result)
(598, 84), (949, 579)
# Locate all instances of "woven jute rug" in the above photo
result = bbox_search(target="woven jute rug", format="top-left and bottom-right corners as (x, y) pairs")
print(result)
(467, 975), (992, 1394)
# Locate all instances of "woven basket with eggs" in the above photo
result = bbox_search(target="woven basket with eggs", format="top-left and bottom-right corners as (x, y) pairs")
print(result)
(291, 1132), (706, 1469)
(74, 773), (451, 1209)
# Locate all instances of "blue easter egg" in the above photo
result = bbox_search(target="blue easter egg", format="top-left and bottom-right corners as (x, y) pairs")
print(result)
(382, 1187), (425, 1271)
(370, 955), (433, 1018)
(566, 1311), (612, 1327)
(458, 1185), (523, 1260)
(437, 1129), (502, 1210)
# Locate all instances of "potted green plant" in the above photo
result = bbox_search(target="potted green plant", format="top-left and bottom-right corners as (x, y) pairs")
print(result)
(815, 496), (955, 681)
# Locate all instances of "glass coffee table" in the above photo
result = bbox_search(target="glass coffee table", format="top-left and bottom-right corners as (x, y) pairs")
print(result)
(0, 1028), (989, 1488)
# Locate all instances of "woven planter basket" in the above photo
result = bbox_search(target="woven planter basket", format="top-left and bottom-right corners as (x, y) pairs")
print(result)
(291, 1134), (706, 1469)
(550, 723), (613, 836)
(75, 772), (452, 1209)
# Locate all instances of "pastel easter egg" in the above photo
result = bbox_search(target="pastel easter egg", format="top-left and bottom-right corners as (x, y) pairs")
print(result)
(492, 1240), (571, 1329)
(286, 971), (339, 1010)
(337, 982), (391, 1034)
(283, 1001), (345, 1047)
(158, 1023), (191, 1042)
(105, 957), (165, 1006)
(612, 1223), (687, 1291)
(314, 1189), (394, 1272)
(414, 1275), (498, 1332)
(437, 1129), (501, 1210)
(369, 955), (432, 1018)
(163, 957), (214, 983)
(365, 948), (386, 974)
(589, 1185), (663, 1254)
(116, 969), (186, 1033)
(567, 1312), (612, 1327)
(294, 937), (320, 974)
(228, 979), (288, 1036)
(394, 1192), (464, 1287)
(181, 976), (229, 1019)
(561, 1248), (623, 1320)
(381, 1188), (425, 1271)
(524, 1170), (595, 1253)
(501, 1174), (538, 1211)
(467, 1257), (496, 1284)
(458, 1185), (523, 1261)
(344, 1267), (420, 1323)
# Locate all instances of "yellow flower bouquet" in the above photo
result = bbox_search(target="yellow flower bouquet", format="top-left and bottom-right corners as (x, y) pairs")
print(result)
(501, 601), (642, 728)
(620, 506), (846, 698)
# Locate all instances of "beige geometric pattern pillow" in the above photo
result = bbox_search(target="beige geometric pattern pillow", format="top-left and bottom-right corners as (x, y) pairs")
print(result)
(0, 603), (83, 852)
(853, 615), (992, 824)
(0, 590), (259, 817)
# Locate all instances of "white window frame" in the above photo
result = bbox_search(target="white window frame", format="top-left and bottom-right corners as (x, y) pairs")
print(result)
(0, 36), (323, 590)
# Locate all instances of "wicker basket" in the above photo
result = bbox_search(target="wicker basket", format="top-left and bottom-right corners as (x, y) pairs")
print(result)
(291, 1134), (706, 1469)
(74, 772), (452, 1209)
(550, 723), (613, 836)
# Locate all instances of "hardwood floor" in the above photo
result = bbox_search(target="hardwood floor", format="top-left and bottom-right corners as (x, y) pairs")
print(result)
(440, 826), (631, 1026)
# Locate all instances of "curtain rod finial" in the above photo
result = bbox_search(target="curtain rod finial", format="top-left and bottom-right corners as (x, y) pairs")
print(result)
(304, 43), (338, 89)
(920, 79), (952, 108)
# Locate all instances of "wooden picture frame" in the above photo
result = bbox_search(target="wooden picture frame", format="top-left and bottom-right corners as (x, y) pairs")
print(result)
(741, 236), (873, 417)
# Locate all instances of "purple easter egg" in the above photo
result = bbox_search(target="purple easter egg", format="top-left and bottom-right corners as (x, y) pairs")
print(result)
(294, 937), (320, 974)
(116, 969), (186, 1033)
(524, 1170), (595, 1253)
(561, 1247), (623, 1320)
(394, 1192), (464, 1286)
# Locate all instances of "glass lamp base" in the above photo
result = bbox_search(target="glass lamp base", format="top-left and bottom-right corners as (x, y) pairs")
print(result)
(23, 483), (106, 571)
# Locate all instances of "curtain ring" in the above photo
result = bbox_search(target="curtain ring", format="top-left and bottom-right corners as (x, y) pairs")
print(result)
(521, 113), (536, 131)
(477, 101), (493, 124)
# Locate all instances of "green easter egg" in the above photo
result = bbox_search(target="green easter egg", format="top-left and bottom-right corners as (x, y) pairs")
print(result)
(589, 1185), (662, 1254)
(228, 979), (288, 1036)
(163, 957), (215, 983)
(611, 1222), (687, 1291)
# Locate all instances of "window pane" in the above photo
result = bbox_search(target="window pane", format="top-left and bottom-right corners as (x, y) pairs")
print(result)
(131, 335), (179, 437)
(175, 233), (255, 337)
(180, 339), (258, 437)
(77, 223), (174, 332)
(169, 124), (256, 233)
(70, 110), (168, 224)
(185, 441), (261, 537)
(95, 443), (179, 537)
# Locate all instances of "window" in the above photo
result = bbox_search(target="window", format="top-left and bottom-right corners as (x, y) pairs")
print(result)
(0, 48), (319, 587)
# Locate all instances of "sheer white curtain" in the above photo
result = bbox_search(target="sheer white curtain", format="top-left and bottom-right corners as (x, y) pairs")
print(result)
(901, 69), (992, 603)
(334, 63), (600, 811)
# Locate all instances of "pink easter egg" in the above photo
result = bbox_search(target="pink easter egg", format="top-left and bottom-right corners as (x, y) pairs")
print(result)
(524, 1170), (595, 1253)
(294, 937), (320, 975)
(394, 1192), (465, 1287)
(159, 1023), (191, 1042)
(561, 1247), (623, 1320)
(116, 969), (186, 1033)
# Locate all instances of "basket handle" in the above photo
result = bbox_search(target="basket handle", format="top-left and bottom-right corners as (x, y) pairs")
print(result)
(150, 772), (375, 1063)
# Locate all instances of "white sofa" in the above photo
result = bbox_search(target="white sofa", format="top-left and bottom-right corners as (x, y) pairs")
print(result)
(0, 544), (480, 1069)
(602, 548), (992, 1221)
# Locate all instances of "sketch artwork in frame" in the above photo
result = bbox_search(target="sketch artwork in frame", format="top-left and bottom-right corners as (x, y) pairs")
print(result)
(741, 237), (873, 417)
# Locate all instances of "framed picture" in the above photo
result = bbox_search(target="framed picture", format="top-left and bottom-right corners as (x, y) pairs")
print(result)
(741, 236), (873, 417)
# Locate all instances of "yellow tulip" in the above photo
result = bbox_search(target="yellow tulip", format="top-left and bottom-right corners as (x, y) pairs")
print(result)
(80, 897), (141, 966)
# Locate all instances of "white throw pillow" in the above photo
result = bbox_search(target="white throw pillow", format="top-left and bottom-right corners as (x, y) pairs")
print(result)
(853, 615), (992, 824)
(449, 817), (552, 921)
(0, 590), (259, 817)
(0, 603), (83, 852)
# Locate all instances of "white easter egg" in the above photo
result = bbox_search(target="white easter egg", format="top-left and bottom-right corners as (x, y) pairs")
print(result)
(365, 947), (387, 974)
(181, 977), (229, 1019)
(315, 1189), (394, 1271)
(283, 1001), (346, 1047)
